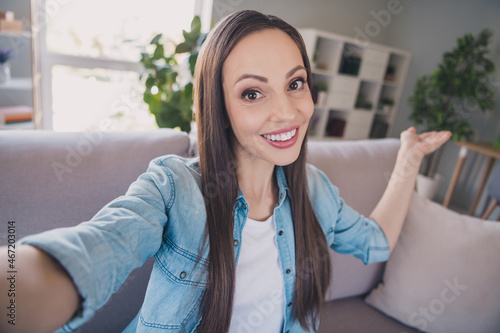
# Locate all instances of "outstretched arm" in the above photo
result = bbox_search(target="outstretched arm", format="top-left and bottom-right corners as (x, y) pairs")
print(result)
(370, 127), (451, 253)
(0, 244), (81, 333)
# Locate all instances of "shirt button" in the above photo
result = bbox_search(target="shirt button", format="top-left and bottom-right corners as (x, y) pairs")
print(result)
(242, 203), (247, 210)
(286, 269), (291, 274)
(180, 271), (187, 279)
(288, 302), (292, 307)
(278, 230), (283, 236)
(234, 239), (239, 246)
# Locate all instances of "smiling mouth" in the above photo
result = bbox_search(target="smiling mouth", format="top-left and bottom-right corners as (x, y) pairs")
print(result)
(261, 128), (297, 142)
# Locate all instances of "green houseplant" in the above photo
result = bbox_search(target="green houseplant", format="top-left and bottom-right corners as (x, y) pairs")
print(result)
(140, 16), (207, 132)
(408, 29), (496, 186)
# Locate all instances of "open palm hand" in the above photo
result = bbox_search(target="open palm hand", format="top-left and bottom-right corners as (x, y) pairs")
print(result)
(400, 127), (452, 161)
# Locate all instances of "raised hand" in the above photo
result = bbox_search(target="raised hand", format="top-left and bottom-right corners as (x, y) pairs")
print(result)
(399, 126), (452, 161)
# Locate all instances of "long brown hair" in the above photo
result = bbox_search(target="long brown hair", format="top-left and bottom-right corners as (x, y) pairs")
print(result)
(194, 10), (331, 332)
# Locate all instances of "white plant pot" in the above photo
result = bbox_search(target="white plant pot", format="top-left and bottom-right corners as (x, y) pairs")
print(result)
(0, 63), (11, 83)
(416, 174), (443, 200)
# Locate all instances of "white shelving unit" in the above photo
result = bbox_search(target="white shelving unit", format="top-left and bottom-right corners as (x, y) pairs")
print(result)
(299, 28), (412, 140)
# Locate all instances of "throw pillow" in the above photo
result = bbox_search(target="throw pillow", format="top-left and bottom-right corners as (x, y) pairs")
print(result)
(365, 192), (500, 333)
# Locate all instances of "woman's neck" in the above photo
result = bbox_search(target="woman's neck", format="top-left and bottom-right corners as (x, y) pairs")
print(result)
(235, 151), (278, 221)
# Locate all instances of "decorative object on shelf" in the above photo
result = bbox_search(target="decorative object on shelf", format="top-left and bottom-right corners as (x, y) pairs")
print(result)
(326, 117), (346, 137)
(339, 55), (361, 76)
(409, 29), (496, 200)
(140, 16), (207, 133)
(315, 81), (328, 106)
(384, 65), (395, 81)
(380, 97), (394, 113)
(0, 47), (12, 83)
(355, 93), (373, 110)
(0, 11), (23, 33)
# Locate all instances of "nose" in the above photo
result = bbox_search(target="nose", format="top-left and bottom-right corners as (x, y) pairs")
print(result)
(269, 93), (296, 122)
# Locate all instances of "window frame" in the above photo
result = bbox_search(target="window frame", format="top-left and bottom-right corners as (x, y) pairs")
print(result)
(35, 0), (212, 130)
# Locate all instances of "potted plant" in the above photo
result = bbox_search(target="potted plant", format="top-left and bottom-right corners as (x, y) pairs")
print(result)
(408, 29), (496, 199)
(0, 47), (12, 83)
(140, 16), (207, 133)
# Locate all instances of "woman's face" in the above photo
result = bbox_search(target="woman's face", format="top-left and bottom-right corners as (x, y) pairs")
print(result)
(222, 29), (314, 167)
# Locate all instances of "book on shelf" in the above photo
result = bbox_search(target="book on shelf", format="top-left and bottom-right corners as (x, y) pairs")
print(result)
(0, 105), (33, 123)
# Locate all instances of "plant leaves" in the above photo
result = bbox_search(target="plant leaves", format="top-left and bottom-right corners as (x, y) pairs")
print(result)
(189, 53), (198, 76)
(150, 34), (162, 45)
(153, 44), (164, 60)
(175, 42), (191, 54)
(191, 16), (201, 35)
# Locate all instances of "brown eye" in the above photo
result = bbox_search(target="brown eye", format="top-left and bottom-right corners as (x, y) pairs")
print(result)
(289, 79), (304, 91)
(242, 90), (262, 101)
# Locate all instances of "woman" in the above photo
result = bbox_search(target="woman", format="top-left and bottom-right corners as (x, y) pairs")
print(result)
(0, 10), (450, 333)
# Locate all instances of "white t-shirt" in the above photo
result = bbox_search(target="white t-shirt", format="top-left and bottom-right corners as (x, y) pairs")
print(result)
(229, 215), (285, 333)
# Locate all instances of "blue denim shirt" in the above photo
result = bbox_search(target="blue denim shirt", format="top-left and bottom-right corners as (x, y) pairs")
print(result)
(20, 155), (390, 333)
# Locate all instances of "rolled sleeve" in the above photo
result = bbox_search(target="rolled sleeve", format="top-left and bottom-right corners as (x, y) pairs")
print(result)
(18, 159), (173, 331)
(330, 198), (390, 264)
(307, 164), (390, 265)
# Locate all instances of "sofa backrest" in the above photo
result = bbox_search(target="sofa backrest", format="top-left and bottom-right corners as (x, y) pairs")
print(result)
(307, 138), (400, 300)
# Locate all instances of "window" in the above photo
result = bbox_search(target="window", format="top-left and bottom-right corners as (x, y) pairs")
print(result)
(39, 0), (209, 131)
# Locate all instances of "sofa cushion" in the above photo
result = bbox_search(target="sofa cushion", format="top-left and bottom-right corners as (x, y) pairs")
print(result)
(318, 296), (419, 333)
(365, 193), (500, 333)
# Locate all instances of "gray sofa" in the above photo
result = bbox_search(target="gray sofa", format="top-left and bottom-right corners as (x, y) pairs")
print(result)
(0, 129), (418, 332)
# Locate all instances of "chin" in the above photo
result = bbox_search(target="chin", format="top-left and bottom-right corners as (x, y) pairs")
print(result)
(269, 148), (302, 167)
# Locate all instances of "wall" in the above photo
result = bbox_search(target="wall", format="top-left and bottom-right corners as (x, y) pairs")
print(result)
(211, 0), (398, 45)
(211, 0), (500, 213)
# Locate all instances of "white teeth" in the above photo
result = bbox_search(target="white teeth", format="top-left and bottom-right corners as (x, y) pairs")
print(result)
(263, 129), (297, 142)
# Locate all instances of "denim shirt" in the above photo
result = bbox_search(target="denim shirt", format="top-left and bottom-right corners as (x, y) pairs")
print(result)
(19, 155), (390, 333)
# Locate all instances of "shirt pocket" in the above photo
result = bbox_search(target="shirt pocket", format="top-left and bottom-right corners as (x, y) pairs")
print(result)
(139, 236), (208, 330)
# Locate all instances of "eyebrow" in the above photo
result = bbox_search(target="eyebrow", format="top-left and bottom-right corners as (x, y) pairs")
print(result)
(286, 65), (307, 79)
(235, 74), (268, 85)
(234, 65), (307, 86)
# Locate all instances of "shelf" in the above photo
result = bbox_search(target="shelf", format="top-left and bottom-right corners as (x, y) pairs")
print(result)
(375, 110), (393, 116)
(0, 31), (30, 38)
(384, 53), (407, 84)
(299, 28), (411, 141)
(383, 81), (398, 87)
(0, 77), (32, 90)
(355, 81), (379, 110)
(311, 68), (335, 77)
(313, 37), (343, 73)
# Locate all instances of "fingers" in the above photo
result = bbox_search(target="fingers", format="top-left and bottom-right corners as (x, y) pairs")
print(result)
(421, 131), (452, 154)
